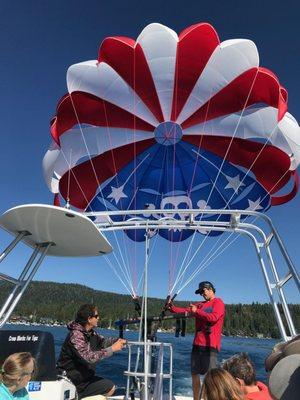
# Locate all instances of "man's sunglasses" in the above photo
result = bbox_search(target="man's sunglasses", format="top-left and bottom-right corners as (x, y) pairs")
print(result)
(91, 314), (99, 319)
(200, 288), (210, 295)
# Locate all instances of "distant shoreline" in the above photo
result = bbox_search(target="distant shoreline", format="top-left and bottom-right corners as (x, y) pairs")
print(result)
(1, 281), (298, 339)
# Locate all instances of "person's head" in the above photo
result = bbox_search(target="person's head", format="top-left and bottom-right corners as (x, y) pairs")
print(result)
(202, 368), (244, 400)
(195, 281), (216, 301)
(223, 353), (257, 387)
(75, 303), (100, 330)
(0, 352), (36, 393)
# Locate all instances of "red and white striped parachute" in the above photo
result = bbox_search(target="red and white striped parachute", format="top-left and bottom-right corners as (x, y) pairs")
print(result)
(43, 22), (300, 215)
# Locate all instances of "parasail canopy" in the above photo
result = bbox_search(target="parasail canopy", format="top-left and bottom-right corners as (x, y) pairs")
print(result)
(43, 22), (300, 242)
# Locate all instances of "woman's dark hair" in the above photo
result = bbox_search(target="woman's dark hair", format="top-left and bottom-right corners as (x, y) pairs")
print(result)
(75, 304), (97, 325)
(222, 353), (256, 386)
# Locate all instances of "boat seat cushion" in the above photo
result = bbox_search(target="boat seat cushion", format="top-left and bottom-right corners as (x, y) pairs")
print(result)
(0, 330), (57, 381)
(265, 334), (300, 372)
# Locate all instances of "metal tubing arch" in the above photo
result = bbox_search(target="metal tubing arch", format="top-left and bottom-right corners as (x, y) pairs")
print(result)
(85, 209), (279, 239)
(95, 219), (267, 234)
(90, 209), (297, 340)
(95, 222), (246, 232)
(0, 246), (41, 321)
(85, 208), (270, 222)
(0, 273), (19, 285)
(0, 231), (29, 264)
(88, 209), (270, 242)
(266, 220), (300, 292)
(89, 208), (300, 291)
(0, 243), (52, 328)
(233, 228), (289, 341)
(95, 220), (268, 241)
(94, 210), (300, 306)
(265, 246), (297, 337)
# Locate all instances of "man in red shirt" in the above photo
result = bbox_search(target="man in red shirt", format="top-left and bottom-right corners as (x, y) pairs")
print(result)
(223, 353), (272, 399)
(168, 281), (225, 400)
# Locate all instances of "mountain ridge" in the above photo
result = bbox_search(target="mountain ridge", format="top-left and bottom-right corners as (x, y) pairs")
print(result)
(1, 281), (299, 339)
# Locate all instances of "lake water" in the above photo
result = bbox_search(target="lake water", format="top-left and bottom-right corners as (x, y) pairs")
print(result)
(4, 324), (277, 397)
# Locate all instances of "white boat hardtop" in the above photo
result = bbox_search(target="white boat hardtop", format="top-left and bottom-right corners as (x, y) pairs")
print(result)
(0, 204), (112, 257)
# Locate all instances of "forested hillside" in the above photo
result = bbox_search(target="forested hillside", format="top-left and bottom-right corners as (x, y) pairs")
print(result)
(0, 281), (299, 339)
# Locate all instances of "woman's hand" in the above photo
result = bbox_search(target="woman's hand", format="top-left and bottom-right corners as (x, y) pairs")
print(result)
(112, 338), (127, 352)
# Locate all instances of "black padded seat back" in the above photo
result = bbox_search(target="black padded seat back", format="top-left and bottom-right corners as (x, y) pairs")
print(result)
(265, 334), (300, 372)
(0, 330), (56, 381)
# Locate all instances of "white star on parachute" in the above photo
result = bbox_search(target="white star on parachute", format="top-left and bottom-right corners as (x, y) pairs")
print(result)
(225, 174), (246, 192)
(107, 185), (127, 204)
(245, 198), (263, 211)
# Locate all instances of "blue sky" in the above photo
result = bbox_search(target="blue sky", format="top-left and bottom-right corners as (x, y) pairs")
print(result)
(0, 1), (299, 304)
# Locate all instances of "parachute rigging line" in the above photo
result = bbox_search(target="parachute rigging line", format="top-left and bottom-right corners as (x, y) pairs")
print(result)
(166, 90), (214, 294)
(103, 254), (134, 295)
(57, 149), (91, 207)
(68, 94), (136, 296)
(176, 166), (292, 294)
(52, 137), (136, 295)
(179, 124), (285, 289)
(171, 115), (281, 295)
(168, 69), (258, 294)
(198, 68), (260, 223)
(168, 67), (260, 295)
(66, 149), (72, 205)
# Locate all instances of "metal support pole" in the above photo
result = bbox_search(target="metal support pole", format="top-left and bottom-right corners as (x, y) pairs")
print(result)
(239, 230), (288, 341)
(256, 249), (288, 340)
(265, 246), (297, 337)
(0, 273), (18, 285)
(0, 243), (52, 328)
(143, 229), (150, 400)
(268, 222), (300, 292)
(153, 343), (164, 399)
(0, 246), (40, 320)
(0, 231), (29, 263)
(126, 344), (132, 399)
(169, 345), (173, 399)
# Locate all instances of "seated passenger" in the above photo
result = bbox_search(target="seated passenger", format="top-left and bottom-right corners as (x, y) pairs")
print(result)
(0, 352), (36, 400)
(201, 367), (244, 400)
(57, 303), (126, 399)
(223, 353), (272, 399)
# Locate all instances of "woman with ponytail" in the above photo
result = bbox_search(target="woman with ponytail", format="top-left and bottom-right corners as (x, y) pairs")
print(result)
(0, 352), (35, 399)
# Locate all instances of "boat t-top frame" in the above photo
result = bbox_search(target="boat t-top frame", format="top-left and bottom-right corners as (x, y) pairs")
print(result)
(87, 207), (299, 338)
(0, 204), (299, 337)
(0, 204), (299, 399)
